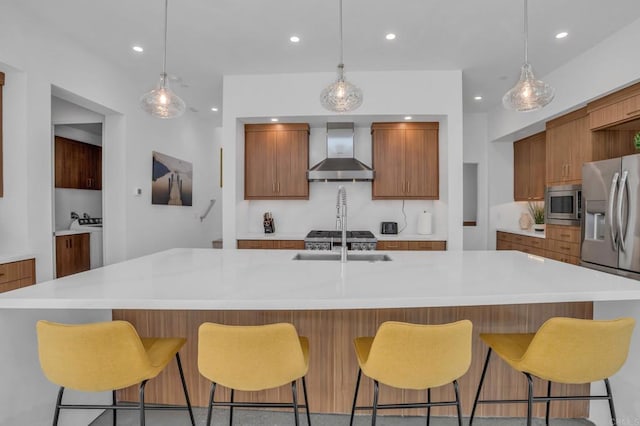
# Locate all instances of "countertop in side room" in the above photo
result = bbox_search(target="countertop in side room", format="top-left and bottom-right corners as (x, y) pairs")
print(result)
(0, 248), (639, 310)
(55, 230), (90, 237)
(496, 227), (546, 239)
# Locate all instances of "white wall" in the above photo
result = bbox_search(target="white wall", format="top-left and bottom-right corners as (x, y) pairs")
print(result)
(463, 113), (489, 250)
(222, 70), (464, 249)
(0, 3), (220, 281)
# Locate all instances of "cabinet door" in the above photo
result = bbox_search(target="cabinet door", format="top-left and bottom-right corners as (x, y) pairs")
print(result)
(56, 234), (90, 278)
(372, 129), (405, 199)
(567, 114), (591, 182)
(275, 130), (308, 198)
(55, 137), (83, 189)
(73, 233), (91, 274)
(245, 130), (277, 198)
(513, 139), (530, 201)
(55, 236), (72, 278)
(405, 128), (438, 199)
(85, 144), (102, 190)
(546, 122), (573, 185)
(529, 134), (546, 200)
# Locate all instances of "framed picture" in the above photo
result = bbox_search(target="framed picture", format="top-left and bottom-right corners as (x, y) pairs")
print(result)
(152, 151), (193, 206)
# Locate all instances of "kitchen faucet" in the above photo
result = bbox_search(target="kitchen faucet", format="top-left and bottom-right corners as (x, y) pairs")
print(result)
(336, 185), (347, 263)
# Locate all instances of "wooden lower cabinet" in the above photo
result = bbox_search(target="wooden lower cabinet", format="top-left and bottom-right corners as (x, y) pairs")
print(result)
(114, 302), (592, 418)
(56, 233), (90, 278)
(497, 226), (581, 265)
(377, 240), (447, 251)
(237, 240), (304, 250)
(0, 258), (35, 293)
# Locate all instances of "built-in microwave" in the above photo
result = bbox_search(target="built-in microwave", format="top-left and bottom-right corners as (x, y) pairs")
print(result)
(545, 184), (582, 226)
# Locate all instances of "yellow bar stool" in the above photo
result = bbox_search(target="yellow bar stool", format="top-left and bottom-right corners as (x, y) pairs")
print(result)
(198, 322), (311, 426)
(469, 316), (635, 426)
(36, 320), (195, 426)
(349, 320), (473, 426)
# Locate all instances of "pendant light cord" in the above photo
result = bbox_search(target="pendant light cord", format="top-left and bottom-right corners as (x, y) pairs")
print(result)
(338, 0), (344, 66)
(523, 0), (528, 64)
(162, 0), (169, 77)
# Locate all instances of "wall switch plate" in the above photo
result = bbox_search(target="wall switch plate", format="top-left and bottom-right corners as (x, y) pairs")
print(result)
(134, 187), (142, 196)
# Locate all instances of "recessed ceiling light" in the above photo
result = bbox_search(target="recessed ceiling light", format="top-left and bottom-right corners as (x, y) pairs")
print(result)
(271, 118), (279, 122)
(385, 33), (396, 40)
(555, 31), (569, 39)
(290, 36), (300, 43)
(474, 96), (483, 101)
(404, 116), (412, 120)
(211, 107), (219, 112)
(132, 46), (144, 53)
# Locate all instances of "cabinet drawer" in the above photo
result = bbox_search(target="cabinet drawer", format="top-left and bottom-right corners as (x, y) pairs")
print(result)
(496, 240), (513, 250)
(237, 240), (275, 249)
(546, 240), (580, 257)
(496, 232), (510, 242)
(377, 241), (409, 250)
(274, 240), (305, 250)
(544, 251), (581, 265)
(545, 225), (581, 244)
(528, 238), (545, 249)
(407, 241), (446, 251)
(0, 278), (34, 294)
(0, 259), (35, 284)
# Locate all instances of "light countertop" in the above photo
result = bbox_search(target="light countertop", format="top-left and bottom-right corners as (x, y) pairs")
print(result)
(1, 248), (639, 310)
(496, 227), (546, 239)
(375, 233), (447, 241)
(0, 254), (35, 264)
(237, 232), (447, 241)
(55, 230), (90, 237)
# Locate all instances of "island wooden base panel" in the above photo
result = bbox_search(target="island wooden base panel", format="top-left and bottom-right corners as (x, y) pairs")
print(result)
(114, 302), (592, 418)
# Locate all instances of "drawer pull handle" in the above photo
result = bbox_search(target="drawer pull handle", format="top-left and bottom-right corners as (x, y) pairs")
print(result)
(626, 109), (640, 116)
(560, 246), (571, 251)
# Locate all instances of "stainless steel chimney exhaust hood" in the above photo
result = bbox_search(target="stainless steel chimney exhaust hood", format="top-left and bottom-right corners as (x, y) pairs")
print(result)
(307, 123), (374, 181)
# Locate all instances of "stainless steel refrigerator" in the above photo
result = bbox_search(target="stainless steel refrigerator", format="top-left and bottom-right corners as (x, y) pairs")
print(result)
(582, 153), (640, 280)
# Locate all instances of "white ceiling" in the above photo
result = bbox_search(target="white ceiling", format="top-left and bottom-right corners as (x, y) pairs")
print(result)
(14, 1), (640, 125)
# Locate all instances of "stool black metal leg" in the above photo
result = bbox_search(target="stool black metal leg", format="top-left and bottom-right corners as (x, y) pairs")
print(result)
(206, 382), (216, 426)
(604, 378), (617, 426)
(525, 373), (533, 426)
(229, 389), (235, 426)
(350, 369), (362, 426)
(426, 388), (431, 426)
(53, 386), (64, 426)
(139, 380), (148, 426)
(371, 380), (379, 426)
(470, 348), (493, 426)
(302, 376), (312, 426)
(112, 390), (117, 426)
(545, 381), (552, 426)
(175, 353), (195, 426)
(292, 380), (300, 426)
(453, 380), (462, 426)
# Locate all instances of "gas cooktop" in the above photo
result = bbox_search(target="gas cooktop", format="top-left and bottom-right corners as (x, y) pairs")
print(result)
(304, 230), (377, 251)
(305, 230), (375, 241)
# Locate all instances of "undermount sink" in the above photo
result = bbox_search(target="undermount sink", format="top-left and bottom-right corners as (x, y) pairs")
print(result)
(292, 252), (392, 262)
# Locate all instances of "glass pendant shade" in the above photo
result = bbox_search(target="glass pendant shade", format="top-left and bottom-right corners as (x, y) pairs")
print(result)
(140, 73), (186, 119)
(503, 63), (555, 112)
(320, 64), (363, 113)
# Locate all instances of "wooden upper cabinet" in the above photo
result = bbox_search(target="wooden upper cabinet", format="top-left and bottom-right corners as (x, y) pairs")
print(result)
(55, 136), (102, 190)
(372, 122), (439, 200)
(588, 82), (640, 130)
(514, 132), (545, 201)
(546, 108), (592, 186)
(244, 123), (309, 200)
(0, 71), (4, 198)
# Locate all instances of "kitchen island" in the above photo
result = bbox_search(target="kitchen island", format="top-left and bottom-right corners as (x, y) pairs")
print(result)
(0, 248), (639, 425)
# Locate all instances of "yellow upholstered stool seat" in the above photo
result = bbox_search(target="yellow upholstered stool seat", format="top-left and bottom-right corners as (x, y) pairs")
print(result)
(350, 320), (473, 426)
(198, 322), (311, 426)
(470, 317), (635, 426)
(36, 320), (195, 426)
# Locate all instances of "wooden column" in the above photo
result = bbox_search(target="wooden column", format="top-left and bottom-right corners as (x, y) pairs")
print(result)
(114, 302), (592, 419)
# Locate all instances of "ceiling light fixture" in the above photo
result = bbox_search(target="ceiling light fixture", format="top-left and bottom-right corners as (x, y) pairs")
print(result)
(320, 0), (363, 113)
(211, 107), (219, 112)
(502, 0), (555, 112)
(474, 96), (483, 101)
(290, 35), (300, 43)
(139, 0), (185, 119)
(555, 31), (568, 39)
(271, 118), (279, 122)
(404, 116), (412, 120)
(132, 46), (144, 53)
(385, 33), (396, 40)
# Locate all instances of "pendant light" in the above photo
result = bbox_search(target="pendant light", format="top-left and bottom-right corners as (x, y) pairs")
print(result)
(503, 0), (555, 112)
(139, 0), (186, 119)
(320, 0), (363, 113)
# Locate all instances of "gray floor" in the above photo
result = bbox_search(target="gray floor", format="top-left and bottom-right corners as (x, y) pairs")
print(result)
(91, 407), (595, 426)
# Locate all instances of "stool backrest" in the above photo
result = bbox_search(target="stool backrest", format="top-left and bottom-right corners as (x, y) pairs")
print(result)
(365, 320), (472, 390)
(36, 320), (153, 391)
(198, 322), (307, 391)
(520, 317), (635, 383)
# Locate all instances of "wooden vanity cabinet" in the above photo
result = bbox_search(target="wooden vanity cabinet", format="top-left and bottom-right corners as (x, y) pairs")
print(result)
(244, 124), (309, 200)
(371, 122), (439, 199)
(56, 233), (90, 278)
(513, 132), (545, 201)
(55, 137), (102, 190)
(0, 258), (35, 293)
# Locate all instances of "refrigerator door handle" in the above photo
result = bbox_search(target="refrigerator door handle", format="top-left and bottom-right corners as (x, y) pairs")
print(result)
(609, 172), (620, 251)
(617, 170), (629, 252)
